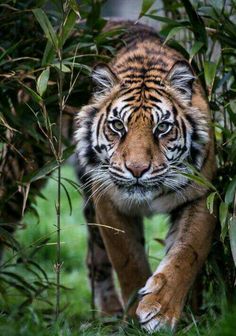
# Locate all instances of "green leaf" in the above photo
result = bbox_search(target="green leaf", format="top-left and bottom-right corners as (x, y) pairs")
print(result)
(69, 0), (81, 17)
(0, 227), (21, 251)
(225, 176), (236, 205)
(229, 217), (236, 267)
(52, 62), (71, 73)
(219, 202), (229, 241)
(144, 14), (184, 25)
(62, 61), (91, 73)
(189, 41), (204, 62)
(198, 5), (218, 19)
(167, 40), (190, 59)
(204, 61), (218, 94)
(27, 259), (49, 282)
(207, 192), (217, 214)
(32, 8), (58, 48)
(0, 277), (32, 297)
(139, 0), (156, 18)
(178, 164), (217, 192)
(59, 9), (77, 47)
(23, 145), (75, 183)
(181, 0), (208, 48)
(36, 67), (50, 97)
(42, 40), (55, 66)
(25, 159), (58, 183)
(1, 271), (36, 292)
(164, 26), (185, 45)
(0, 40), (21, 64)
(19, 82), (42, 103)
(209, 0), (224, 12)
(61, 180), (73, 216)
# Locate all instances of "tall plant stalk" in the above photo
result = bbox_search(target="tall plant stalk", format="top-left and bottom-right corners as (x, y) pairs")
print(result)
(55, 51), (63, 320)
(55, 4), (65, 320)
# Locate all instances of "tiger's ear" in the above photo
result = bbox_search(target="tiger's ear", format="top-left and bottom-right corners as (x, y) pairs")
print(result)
(92, 63), (119, 94)
(166, 60), (195, 102)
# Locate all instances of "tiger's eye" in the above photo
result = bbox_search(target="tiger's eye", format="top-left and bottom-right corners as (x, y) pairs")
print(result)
(156, 122), (171, 134)
(111, 120), (125, 132)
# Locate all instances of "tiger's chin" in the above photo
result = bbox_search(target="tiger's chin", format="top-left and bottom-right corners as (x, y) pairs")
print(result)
(107, 182), (160, 216)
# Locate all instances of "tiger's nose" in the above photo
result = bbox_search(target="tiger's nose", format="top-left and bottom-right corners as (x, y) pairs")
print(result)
(125, 162), (150, 178)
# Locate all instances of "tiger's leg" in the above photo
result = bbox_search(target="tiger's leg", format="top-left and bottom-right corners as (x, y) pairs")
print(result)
(95, 196), (151, 315)
(84, 199), (123, 316)
(136, 196), (216, 332)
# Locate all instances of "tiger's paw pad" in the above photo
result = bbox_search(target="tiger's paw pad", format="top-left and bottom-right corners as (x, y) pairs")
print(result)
(136, 274), (180, 333)
(136, 293), (178, 333)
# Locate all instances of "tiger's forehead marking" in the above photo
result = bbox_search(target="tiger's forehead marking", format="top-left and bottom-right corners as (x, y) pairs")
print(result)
(107, 92), (175, 127)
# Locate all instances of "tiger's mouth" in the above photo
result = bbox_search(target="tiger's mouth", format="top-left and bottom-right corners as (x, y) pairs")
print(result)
(111, 177), (158, 194)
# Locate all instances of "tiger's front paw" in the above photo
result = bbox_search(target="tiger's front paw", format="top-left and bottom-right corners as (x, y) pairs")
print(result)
(136, 273), (182, 333)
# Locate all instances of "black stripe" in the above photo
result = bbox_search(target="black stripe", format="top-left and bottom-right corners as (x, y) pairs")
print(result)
(181, 118), (187, 142)
(96, 114), (104, 140)
(163, 110), (171, 120)
(120, 87), (140, 95)
(123, 96), (135, 102)
(119, 103), (131, 117)
(149, 94), (162, 103)
(145, 79), (164, 85)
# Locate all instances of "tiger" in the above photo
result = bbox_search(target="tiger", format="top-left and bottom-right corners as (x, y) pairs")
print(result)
(74, 22), (216, 332)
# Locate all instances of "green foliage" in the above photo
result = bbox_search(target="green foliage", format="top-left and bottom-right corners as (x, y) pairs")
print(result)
(0, 0), (123, 326)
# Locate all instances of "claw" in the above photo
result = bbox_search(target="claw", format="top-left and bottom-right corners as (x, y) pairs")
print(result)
(137, 302), (161, 323)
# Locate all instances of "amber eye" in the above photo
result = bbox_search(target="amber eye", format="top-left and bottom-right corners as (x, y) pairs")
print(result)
(110, 119), (125, 133)
(155, 122), (172, 135)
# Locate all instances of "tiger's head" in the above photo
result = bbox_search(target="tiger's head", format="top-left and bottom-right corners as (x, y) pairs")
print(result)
(75, 59), (210, 210)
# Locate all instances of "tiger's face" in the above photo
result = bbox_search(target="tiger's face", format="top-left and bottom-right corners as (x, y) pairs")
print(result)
(75, 60), (209, 208)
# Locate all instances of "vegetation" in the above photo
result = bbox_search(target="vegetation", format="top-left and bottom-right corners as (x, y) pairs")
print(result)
(0, 0), (236, 334)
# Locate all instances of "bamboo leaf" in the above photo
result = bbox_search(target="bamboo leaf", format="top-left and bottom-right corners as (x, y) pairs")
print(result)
(229, 217), (236, 267)
(53, 62), (71, 73)
(69, 0), (81, 17)
(61, 177), (81, 193)
(0, 277), (32, 297)
(36, 67), (50, 97)
(59, 9), (77, 47)
(219, 202), (229, 241)
(181, 0), (208, 48)
(1, 271), (36, 292)
(32, 8), (58, 48)
(19, 82), (42, 103)
(60, 181), (73, 216)
(0, 227), (21, 251)
(189, 41), (204, 62)
(144, 14), (185, 25)
(204, 61), (218, 95)
(25, 159), (58, 183)
(0, 40), (21, 63)
(27, 259), (49, 282)
(164, 26), (185, 45)
(42, 40), (55, 66)
(23, 145), (75, 183)
(167, 40), (190, 59)
(207, 192), (217, 214)
(139, 0), (156, 18)
(225, 176), (236, 205)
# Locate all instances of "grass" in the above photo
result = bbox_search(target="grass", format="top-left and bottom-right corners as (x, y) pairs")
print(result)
(0, 164), (235, 335)
(0, 165), (168, 335)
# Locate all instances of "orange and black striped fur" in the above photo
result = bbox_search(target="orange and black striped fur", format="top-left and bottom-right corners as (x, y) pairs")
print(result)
(74, 23), (216, 332)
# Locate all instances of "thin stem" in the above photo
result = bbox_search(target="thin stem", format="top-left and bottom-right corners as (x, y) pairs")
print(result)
(55, 1), (66, 321)
(90, 236), (95, 320)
